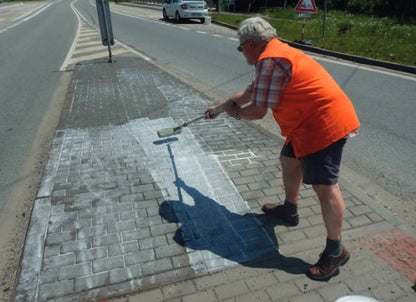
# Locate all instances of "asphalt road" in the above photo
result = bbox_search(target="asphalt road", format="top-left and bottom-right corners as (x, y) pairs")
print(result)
(0, 0), (76, 221)
(76, 0), (416, 205)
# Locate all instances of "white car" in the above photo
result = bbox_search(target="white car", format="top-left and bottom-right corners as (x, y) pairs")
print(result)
(163, 0), (208, 23)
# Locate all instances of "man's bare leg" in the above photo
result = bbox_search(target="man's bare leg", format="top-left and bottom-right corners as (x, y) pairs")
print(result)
(307, 183), (350, 281)
(261, 154), (302, 225)
(280, 154), (302, 204)
(313, 184), (345, 241)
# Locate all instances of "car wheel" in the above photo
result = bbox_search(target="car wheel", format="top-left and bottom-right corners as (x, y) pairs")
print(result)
(175, 11), (181, 23)
(163, 9), (169, 20)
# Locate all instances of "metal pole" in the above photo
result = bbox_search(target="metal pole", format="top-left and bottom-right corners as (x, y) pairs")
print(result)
(102, 0), (113, 63)
(301, 17), (305, 40)
(322, 0), (327, 38)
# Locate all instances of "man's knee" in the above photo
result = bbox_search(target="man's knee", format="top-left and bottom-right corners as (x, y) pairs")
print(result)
(312, 184), (342, 200)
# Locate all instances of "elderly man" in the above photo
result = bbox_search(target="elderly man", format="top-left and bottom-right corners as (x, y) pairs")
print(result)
(205, 17), (360, 281)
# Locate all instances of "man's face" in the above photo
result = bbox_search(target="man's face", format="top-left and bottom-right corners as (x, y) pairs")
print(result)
(238, 39), (258, 66)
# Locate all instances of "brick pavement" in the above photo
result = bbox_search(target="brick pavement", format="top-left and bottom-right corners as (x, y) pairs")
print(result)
(14, 54), (416, 301)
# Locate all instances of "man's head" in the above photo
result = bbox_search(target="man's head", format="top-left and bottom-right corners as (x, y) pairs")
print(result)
(238, 17), (277, 44)
(237, 17), (277, 65)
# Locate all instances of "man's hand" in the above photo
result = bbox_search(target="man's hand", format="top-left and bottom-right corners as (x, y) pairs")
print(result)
(204, 104), (226, 119)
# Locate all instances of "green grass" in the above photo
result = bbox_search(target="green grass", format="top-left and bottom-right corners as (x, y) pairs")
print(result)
(212, 8), (416, 66)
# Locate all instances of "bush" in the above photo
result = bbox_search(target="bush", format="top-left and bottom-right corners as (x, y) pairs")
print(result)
(337, 20), (353, 34)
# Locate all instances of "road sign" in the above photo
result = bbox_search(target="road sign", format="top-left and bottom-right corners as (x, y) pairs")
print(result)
(294, 0), (318, 13)
(298, 12), (312, 18)
(96, 0), (114, 47)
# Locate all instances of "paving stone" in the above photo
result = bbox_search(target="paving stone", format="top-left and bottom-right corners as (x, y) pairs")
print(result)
(162, 280), (197, 299)
(127, 288), (164, 302)
(125, 249), (155, 266)
(234, 290), (272, 302)
(347, 215), (373, 227)
(75, 271), (109, 292)
(266, 282), (301, 301)
(245, 272), (279, 291)
(215, 280), (250, 300)
(182, 289), (218, 302)
(194, 272), (229, 291)
(142, 258), (173, 276)
(93, 255), (124, 273)
(122, 228), (151, 241)
(344, 274), (382, 293)
(76, 246), (108, 262)
(279, 229), (307, 243)
(93, 233), (122, 247)
(372, 282), (406, 301)
(38, 280), (74, 301)
(224, 266), (259, 282)
(45, 230), (76, 245)
(290, 293), (325, 302)
(42, 253), (75, 270)
(318, 283), (351, 302)
(43, 244), (61, 258)
(349, 205), (373, 215)
(109, 264), (143, 284)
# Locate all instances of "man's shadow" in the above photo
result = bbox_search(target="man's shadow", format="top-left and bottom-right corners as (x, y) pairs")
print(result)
(155, 139), (309, 274)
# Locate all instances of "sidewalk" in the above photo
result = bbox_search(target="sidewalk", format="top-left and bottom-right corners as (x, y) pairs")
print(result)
(13, 52), (416, 301)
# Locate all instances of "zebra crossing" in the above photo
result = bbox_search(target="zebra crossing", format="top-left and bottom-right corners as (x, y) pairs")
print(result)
(60, 7), (130, 71)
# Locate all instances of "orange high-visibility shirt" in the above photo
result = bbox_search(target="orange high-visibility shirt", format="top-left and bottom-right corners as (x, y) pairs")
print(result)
(258, 39), (360, 157)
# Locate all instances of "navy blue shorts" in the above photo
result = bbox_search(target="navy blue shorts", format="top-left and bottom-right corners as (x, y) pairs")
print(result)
(281, 138), (347, 185)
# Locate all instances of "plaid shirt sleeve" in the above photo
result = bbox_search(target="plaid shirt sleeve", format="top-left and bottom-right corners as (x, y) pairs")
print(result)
(251, 58), (292, 109)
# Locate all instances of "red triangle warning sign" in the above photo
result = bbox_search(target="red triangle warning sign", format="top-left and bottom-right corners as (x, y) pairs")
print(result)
(294, 0), (318, 13)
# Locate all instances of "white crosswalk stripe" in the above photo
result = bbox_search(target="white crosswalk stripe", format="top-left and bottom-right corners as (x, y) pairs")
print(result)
(60, 3), (130, 71)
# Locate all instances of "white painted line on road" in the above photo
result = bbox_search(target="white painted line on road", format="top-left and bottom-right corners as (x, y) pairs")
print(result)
(0, 1), (53, 34)
(20, 1), (55, 22)
(311, 54), (416, 81)
(72, 44), (105, 55)
(60, 0), (151, 71)
(0, 3), (22, 12)
(60, 0), (81, 71)
(67, 48), (129, 66)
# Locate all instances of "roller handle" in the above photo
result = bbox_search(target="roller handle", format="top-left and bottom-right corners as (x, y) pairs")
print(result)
(181, 105), (225, 128)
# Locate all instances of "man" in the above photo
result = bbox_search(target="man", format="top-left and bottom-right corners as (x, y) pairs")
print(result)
(204, 17), (360, 281)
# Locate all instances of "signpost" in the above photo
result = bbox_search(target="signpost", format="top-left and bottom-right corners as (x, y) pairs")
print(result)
(322, 0), (328, 38)
(294, 0), (317, 45)
(96, 0), (114, 63)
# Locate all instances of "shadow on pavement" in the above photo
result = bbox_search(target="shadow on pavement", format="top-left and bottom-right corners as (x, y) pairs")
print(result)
(156, 140), (310, 275)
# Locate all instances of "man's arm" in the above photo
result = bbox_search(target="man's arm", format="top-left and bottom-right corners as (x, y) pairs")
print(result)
(205, 58), (290, 120)
(204, 87), (252, 119)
